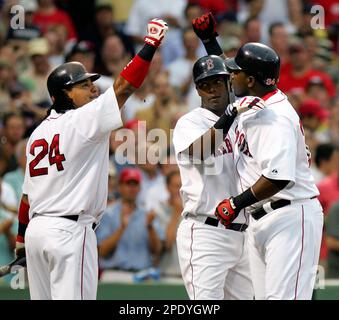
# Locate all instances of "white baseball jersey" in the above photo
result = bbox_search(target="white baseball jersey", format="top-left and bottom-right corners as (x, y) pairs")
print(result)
(173, 107), (247, 224)
(233, 89), (319, 205)
(23, 87), (123, 222)
(234, 89), (323, 300)
(173, 107), (253, 300)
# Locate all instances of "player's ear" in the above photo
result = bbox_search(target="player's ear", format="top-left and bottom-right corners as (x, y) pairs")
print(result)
(247, 76), (255, 88)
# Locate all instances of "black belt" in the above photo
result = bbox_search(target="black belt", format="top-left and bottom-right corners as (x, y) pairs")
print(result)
(62, 215), (97, 230)
(251, 196), (317, 221)
(205, 217), (248, 232)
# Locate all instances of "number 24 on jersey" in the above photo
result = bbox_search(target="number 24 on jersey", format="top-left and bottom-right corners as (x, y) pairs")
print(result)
(29, 134), (66, 177)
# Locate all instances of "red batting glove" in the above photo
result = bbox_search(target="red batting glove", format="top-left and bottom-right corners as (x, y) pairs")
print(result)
(144, 18), (168, 48)
(215, 197), (239, 227)
(192, 12), (218, 42)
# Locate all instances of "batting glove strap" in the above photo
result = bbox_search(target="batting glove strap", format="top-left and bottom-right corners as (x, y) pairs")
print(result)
(144, 18), (168, 48)
(215, 197), (239, 227)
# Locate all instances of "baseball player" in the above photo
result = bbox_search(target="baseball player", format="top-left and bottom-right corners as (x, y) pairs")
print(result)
(194, 13), (323, 300)
(173, 54), (265, 300)
(14, 18), (168, 300)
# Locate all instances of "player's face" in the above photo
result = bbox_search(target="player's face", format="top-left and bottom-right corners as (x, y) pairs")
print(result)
(230, 70), (250, 97)
(196, 75), (229, 114)
(66, 78), (99, 108)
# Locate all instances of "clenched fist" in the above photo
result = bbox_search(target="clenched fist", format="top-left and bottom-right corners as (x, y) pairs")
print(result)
(192, 12), (218, 42)
(215, 197), (239, 227)
(144, 18), (169, 48)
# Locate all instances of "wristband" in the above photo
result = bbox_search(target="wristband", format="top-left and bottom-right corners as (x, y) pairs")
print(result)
(213, 110), (236, 135)
(233, 188), (258, 210)
(203, 37), (223, 56)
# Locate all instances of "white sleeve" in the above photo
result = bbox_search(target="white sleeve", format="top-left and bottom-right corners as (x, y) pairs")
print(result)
(173, 115), (211, 155)
(70, 87), (123, 141)
(250, 114), (297, 183)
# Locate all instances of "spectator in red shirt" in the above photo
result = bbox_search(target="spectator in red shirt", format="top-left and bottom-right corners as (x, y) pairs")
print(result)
(317, 166), (339, 263)
(189, 0), (231, 16)
(278, 39), (336, 99)
(33, 0), (77, 40)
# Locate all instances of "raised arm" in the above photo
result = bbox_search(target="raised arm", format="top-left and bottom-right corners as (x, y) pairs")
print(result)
(114, 19), (168, 109)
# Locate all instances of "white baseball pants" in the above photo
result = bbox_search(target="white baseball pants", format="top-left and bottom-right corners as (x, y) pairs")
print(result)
(177, 217), (253, 300)
(25, 215), (98, 300)
(247, 198), (323, 300)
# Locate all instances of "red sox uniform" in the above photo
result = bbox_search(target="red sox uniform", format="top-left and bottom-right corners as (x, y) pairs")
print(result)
(233, 89), (323, 299)
(23, 87), (122, 299)
(173, 107), (253, 300)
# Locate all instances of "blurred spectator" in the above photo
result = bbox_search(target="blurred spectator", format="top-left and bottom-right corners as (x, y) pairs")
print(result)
(161, 2), (205, 67)
(189, 0), (230, 17)
(145, 150), (179, 212)
(136, 72), (184, 148)
(1, 179), (18, 214)
(96, 168), (164, 272)
(0, 112), (25, 175)
(44, 25), (68, 67)
(107, 162), (118, 206)
(19, 37), (53, 106)
(8, 82), (47, 135)
(124, 0), (186, 46)
(3, 138), (27, 204)
(33, 0), (77, 40)
(278, 39), (336, 99)
(314, 143), (339, 183)
(65, 40), (113, 93)
(0, 57), (16, 113)
(299, 99), (330, 143)
(0, 177), (18, 284)
(122, 79), (155, 121)
(326, 201), (339, 278)
(110, 0), (134, 30)
(269, 22), (290, 69)
(136, 143), (166, 209)
(306, 76), (333, 110)
(220, 36), (241, 58)
(95, 35), (130, 78)
(238, 0), (301, 44)
(167, 28), (200, 98)
(237, 0), (264, 22)
(155, 171), (182, 277)
(242, 16), (262, 44)
(317, 167), (339, 215)
(329, 98), (339, 145)
(84, 1), (134, 66)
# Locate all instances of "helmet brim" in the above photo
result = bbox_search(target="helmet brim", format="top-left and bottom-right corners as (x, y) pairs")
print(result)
(194, 70), (229, 84)
(224, 58), (242, 72)
(65, 72), (101, 87)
